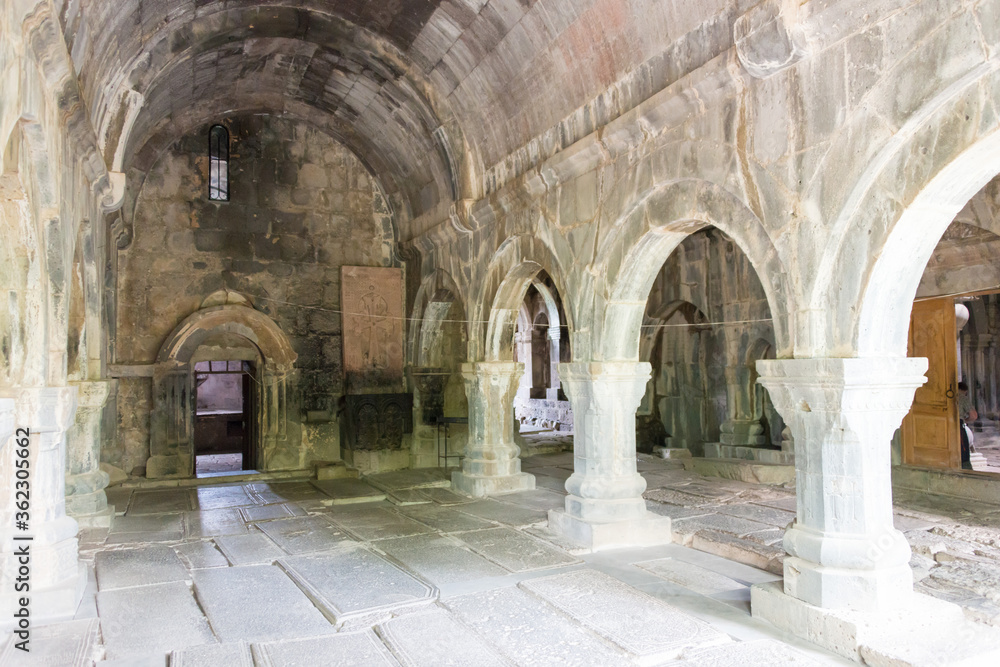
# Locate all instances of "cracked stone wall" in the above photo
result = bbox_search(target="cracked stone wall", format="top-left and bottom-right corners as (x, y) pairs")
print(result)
(110, 114), (397, 474)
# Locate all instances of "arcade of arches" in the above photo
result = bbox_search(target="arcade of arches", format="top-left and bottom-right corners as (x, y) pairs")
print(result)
(6, 0), (1000, 663)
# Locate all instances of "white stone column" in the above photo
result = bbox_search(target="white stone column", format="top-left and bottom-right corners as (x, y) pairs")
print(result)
(65, 380), (114, 526)
(1, 387), (86, 629)
(546, 327), (561, 401)
(753, 358), (926, 612)
(451, 362), (535, 496)
(548, 362), (671, 550)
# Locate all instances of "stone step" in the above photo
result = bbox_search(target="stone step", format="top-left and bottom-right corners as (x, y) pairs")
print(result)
(519, 569), (731, 665)
(278, 547), (438, 627)
(315, 460), (359, 480)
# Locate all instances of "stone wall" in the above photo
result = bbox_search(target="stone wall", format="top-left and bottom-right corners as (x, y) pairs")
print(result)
(110, 114), (398, 474)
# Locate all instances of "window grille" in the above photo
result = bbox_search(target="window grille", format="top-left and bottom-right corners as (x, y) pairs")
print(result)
(208, 125), (229, 201)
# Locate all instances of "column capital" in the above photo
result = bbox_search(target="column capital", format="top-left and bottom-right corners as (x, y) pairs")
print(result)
(16, 386), (79, 434)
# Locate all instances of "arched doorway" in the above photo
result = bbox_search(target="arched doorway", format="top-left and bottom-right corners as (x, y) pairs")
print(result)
(147, 302), (296, 478)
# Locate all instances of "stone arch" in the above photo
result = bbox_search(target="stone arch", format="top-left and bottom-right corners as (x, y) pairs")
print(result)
(147, 303), (296, 478)
(476, 235), (574, 363)
(407, 269), (467, 367)
(596, 179), (788, 362)
(812, 44), (1000, 357)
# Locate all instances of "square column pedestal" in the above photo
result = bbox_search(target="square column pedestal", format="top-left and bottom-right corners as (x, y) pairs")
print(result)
(750, 358), (1000, 664)
(548, 362), (671, 551)
(451, 362), (535, 497)
(1, 387), (86, 629)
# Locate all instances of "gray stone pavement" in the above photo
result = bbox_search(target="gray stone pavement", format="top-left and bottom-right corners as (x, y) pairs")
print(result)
(10, 446), (1000, 664)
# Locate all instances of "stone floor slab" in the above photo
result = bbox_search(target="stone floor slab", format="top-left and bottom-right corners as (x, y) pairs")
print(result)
(376, 609), (509, 667)
(251, 630), (399, 666)
(96, 581), (214, 660)
(214, 532), (286, 565)
(645, 488), (721, 507)
(171, 642), (253, 666)
(519, 569), (730, 664)
(386, 489), (433, 505)
(106, 513), (184, 543)
(717, 503), (796, 528)
(445, 586), (631, 666)
(666, 639), (825, 666)
(238, 502), (307, 523)
(646, 501), (721, 521)
(364, 468), (452, 491)
(127, 489), (194, 515)
(312, 478), (387, 504)
(174, 541), (230, 569)
(193, 485), (253, 510)
(454, 499), (548, 527)
(254, 515), (356, 554)
(326, 507), (434, 541)
(496, 489), (567, 511)
(635, 557), (748, 596)
(105, 487), (132, 515)
(674, 514), (775, 539)
(457, 527), (580, 572)
(184, 508), (248, 538)
(377, 534), (508, 585)
(191, 565), (335, 642)
(95, 545), (189, 590)
(0, 618), (98, 667)
(419, 487), (474, 505)
(278, 547), (437, 625)
(395, 504), (495, 533)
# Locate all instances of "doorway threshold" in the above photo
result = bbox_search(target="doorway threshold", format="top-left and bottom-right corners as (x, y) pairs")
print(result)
(121, 468), (314, 490)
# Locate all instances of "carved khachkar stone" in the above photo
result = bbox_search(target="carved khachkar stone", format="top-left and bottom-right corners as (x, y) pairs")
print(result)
(342, 394), (413, 451)
(341, 266), (404, 393)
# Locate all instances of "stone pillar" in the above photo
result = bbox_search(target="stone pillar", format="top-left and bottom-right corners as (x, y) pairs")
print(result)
(408, 367), (450, 469)
(1, 387), (86, 628)
(752, 358), (926, 613)
(546, 327), (561, 401)
(451, 362), (534, 496)
(719, 365), (766, 446)
(65, 380), (114, 527)
(548, 362), (671, 550)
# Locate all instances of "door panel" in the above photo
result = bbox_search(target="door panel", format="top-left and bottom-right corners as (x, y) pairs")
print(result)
(902, 298), (959, 468)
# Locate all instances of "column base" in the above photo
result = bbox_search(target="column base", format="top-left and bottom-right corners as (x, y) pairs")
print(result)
(0, 563), (87, 631)
(547, 509), (671, 552)
(783, 556), (912, 612)
(751, 581), (1000, 665)
(451, 471), (535, 497)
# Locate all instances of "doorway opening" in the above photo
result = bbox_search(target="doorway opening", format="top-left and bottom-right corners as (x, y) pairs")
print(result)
(194, 360), (255, 475)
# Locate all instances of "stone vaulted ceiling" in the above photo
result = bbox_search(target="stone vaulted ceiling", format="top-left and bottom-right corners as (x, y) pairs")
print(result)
(56, 0), (736, 235)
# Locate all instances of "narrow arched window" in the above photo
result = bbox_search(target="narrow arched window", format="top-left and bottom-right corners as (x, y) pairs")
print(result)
(208, 125), (229, 201)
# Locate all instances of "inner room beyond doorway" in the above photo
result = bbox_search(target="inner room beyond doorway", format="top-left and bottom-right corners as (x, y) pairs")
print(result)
(194, 360), (252, 476)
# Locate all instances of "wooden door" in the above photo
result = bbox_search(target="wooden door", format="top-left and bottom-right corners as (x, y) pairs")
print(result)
(902, 298), (959, 468)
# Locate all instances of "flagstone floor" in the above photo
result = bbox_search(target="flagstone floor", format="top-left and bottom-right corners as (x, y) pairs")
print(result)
(8, 447), (1000, 665)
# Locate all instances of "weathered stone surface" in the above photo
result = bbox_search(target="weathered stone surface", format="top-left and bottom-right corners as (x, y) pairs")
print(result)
(174, 541), (230, 569)
(193, 486), (254, 510)
(254, 516), (356, 554)
(171, 642), (253, 667)
(214, 533), (286, 566)
(377, 534), (508, 585)
(327, 507), (434, 541)
(313, 478), (388, 505)
(191, 565), (335, 642)
(666, 639), (825, 666)
(454, 500), (548, 527)
(376, 609), (509, 667)
(279, 547), (437, 625)
(456, 527), (579, 572)
(364, 469), (452, 492)
(395, 504), (495, 533)
(106, 513), (185, 543)
(0, 619), (99, 666)
(238, 503), (307, 523)
(95, 545), (189, 590)
(636, 557), (749, 596)
(127, 490), (194, 515)
(251, 631), (399, 666)
(96, 582), (214, 660)
(184, 508), (248, 538)
(673, 514), (775, 539)
(520, 570), (731, 663)
(445, 586), (632, 666)
(419, 488), (474, 505)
